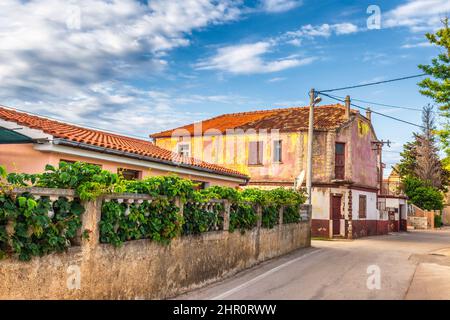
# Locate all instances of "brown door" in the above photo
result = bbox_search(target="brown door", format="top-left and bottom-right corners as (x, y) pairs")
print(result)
(331, 195), (342, 235)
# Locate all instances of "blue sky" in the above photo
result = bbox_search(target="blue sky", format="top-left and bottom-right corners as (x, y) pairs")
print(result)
(0, 0), (449, 175)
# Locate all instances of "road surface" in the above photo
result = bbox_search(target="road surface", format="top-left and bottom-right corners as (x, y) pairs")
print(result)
(175, 228), (450, 300)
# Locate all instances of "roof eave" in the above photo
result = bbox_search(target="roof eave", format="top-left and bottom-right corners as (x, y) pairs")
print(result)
(54, 139), (249, 181)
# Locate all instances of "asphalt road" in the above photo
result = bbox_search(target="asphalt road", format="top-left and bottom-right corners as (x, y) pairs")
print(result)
(175, 228), (450, 300)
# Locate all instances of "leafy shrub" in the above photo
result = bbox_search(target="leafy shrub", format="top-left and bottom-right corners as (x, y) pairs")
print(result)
(404, 176), (444, 210)
(435, 214), (443, 228)
(0, 193), (84, 261)
(6, 162), (119, 200)
(283, 204), (301, 224)
(183, 202), (223, 235)
(229, 203), (258, 233)
(262, 205), (279, 228)
(99, 198), (183, 246)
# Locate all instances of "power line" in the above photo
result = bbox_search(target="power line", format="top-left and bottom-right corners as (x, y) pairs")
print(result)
(318, 74), (427, 93)
(320, 92), (426, 129)
(327, 95), (424, 112)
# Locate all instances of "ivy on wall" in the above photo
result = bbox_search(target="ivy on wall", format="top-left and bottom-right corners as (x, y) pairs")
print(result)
(0, 162), (307, 256)
(0, 193), (84, 261)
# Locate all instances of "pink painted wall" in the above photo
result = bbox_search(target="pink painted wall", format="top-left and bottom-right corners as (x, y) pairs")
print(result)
(0, 144), (240, 188)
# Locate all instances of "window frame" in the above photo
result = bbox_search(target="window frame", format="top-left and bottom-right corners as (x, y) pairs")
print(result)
(248, 141), (264, 166)
(118, 168), (142, 181)
(273, 140), (283, 163)
(177, 143), (191, 157)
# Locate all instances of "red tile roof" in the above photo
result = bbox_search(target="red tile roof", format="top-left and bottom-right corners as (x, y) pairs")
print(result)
(0, 106), (248, 179)
(151, 104), (359, 138)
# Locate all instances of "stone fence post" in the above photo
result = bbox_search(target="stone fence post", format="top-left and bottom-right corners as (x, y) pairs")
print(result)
(174, 197), (184, 217)
(278, 206), (284, 227)
(81, 198), (102, 250)
(223, 200), (231, 231)
(256, 204), (262, 228)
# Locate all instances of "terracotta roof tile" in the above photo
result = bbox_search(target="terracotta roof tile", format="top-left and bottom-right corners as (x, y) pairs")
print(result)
(151, 104), (358, 138)
(0, 106), (248, 179)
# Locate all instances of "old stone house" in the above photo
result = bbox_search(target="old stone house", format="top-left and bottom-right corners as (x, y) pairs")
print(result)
(151, 102), (387, 238)
(0, 106), (249, 187)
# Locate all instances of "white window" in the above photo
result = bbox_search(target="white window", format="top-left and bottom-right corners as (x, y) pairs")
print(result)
(178, 143), (190, 157)
(273, 140), (282, 163)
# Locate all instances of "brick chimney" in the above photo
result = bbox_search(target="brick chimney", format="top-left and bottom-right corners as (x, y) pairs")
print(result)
(345, 95), (351, 119)
(366, 107), (372, 122)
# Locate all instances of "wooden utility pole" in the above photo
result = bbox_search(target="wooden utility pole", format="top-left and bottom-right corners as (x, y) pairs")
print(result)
(306, 88), (315, 205)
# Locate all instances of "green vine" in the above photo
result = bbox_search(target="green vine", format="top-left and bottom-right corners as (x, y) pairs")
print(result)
(183, 202), (224, 235)
(99, 198), (183, 246)
(0, 162), (307, 256)
(0, 193), (84, 261)
(283, 204), (301, 224)
(262, 205), (279, 228)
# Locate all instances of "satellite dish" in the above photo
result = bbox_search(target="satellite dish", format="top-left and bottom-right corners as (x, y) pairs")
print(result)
(295, 170), (305, 190)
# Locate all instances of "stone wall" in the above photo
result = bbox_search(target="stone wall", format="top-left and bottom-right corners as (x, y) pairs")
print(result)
(408, 216), (428, 230)
(0, 189), (311, 300)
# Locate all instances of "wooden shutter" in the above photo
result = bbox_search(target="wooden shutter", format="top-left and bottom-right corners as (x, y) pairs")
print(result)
(335, 142), (345, 179)
(359, 195), (367, 218)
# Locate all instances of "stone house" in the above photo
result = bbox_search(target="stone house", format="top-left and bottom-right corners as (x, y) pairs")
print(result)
(0, 106), (249, 187)
(151, 101), (387, 238)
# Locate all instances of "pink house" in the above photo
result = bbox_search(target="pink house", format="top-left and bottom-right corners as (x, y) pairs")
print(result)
(0, 106), (249, 187)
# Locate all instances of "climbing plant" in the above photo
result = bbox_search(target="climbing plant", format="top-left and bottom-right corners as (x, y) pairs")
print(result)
(0, 162), (307, 255)
(0, 192), (85, 261)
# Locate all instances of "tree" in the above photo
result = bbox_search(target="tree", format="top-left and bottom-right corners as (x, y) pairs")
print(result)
(418, 18), (450, 154)
(398, 105), (449, 190)
(404, 176), (444, 210)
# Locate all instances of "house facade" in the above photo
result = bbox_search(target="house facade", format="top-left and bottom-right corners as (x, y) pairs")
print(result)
(0, 106), (249, 187)
(152, 102), (387, 238)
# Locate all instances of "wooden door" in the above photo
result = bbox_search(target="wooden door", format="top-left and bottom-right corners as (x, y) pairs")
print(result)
(331, 195), (342, 235)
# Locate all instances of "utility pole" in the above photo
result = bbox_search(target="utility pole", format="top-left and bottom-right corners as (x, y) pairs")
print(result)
(306, 88), (315, 205)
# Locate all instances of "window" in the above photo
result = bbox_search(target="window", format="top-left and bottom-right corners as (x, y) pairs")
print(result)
(178, 143), (190, 157)
(192, 181), (210, 190)
(248, 141), (263, 165)
(273, 140), (282, 163)
(118, 168), (141, 180)
(359, 195), (367, 219)
(335, 142), (345, 180)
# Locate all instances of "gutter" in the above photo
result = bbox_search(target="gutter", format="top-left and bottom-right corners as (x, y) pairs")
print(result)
(52, 139), (249, 184)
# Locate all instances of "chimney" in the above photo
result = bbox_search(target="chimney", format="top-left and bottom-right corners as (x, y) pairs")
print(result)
(366, 107), (372, 122)
(345, 95), (351, 119)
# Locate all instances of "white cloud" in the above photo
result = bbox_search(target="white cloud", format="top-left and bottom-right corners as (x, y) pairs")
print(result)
(384, 0), (450, 32)
(261, 0), (302, 13)
(267, 77), (286, 82)
(285, 23), (359, 39)
(401, 41), (433, 49)
(195, 41), (316, 74)
(0, 0), (244, 136)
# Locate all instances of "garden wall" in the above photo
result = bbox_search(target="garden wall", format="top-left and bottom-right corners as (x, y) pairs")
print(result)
(0, 188), (311, 299)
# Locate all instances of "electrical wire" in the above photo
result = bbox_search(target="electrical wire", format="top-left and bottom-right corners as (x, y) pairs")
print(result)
(326, 95), (424, 112)
(318, 74), (427, 93)
(320, 92), (426, 129)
